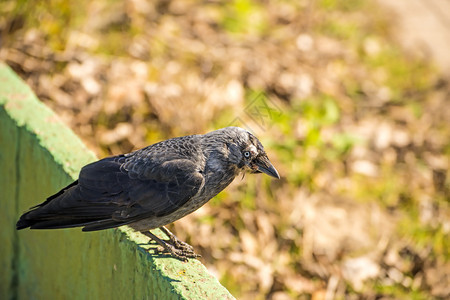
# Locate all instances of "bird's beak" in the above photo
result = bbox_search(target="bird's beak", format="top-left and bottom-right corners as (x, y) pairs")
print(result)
(253, 155), (280, 179)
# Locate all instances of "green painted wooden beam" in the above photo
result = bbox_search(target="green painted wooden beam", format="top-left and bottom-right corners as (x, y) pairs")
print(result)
(0, 62), (234, 300)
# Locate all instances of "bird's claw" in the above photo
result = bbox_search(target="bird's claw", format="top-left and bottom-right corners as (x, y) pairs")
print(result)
(142, 229), (200, 261)
(159, 226), (196, 253)
(168, 236), (195, 252)
(160, 243), (201, 261)
(163, 235), (199, 260)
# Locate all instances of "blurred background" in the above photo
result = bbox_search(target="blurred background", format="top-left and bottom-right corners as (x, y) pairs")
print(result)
(1, 0), (449, 299)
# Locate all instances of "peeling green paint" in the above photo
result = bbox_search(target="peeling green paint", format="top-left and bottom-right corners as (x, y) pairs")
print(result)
(0, 63), (234, 300)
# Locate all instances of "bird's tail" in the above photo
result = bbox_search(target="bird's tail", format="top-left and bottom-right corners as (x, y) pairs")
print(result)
(15, 180), (123, 231)
(16, 213), (91, 230)
(16, 180), (77, 229)
(16, 214), (38, 230)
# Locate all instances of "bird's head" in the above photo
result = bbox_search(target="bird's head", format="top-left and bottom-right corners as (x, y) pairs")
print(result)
(216, 127), (280, 179)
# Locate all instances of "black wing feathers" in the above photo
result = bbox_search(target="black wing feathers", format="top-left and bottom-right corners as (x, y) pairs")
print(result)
(16, 140), (205, 231)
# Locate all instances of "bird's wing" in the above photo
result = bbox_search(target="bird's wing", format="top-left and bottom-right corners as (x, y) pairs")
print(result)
(18, 152), (205, 231)
(81, 153), (205, 224)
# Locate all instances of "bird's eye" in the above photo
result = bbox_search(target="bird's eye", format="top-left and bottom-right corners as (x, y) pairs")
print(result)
(243, 151), (251, 158)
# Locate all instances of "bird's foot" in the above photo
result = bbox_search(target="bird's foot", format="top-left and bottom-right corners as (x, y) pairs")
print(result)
(142, 230), (201, 261)
(160, 243), (201, 261)
(159, 226), (195, 253)
(171, 238), (195, 253)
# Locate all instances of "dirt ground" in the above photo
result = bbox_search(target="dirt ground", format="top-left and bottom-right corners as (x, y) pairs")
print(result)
(376, 0), (450, 75)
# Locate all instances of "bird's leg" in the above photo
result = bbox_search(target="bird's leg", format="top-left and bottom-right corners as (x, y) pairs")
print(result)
(159, 226), (195, 253)
(141, 231), (200, 261)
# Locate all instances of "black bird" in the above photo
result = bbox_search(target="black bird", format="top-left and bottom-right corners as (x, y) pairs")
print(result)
(16, 127), (280, 260)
